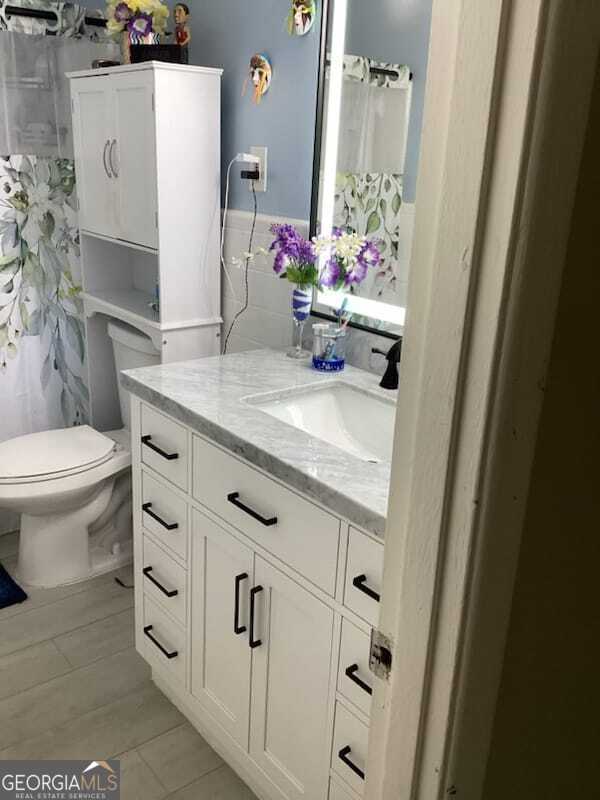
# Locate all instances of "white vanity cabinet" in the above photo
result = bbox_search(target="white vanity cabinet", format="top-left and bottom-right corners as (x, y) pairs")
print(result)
(131, 398), (385, 800)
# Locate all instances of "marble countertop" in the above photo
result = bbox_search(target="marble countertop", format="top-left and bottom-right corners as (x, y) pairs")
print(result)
(122, 349), (396, 537)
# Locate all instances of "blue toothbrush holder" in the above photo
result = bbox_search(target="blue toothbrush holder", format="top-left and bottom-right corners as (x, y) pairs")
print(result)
(312, 323), (346, 371)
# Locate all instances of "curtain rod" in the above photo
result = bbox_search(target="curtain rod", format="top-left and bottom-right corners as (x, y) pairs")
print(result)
(4, 4), (107, 27)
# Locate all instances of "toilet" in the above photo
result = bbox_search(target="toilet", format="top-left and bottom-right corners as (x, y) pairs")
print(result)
(0, 319), (160, 588)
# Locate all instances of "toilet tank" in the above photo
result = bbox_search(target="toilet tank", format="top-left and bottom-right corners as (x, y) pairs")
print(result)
(107, 319), (160, 429)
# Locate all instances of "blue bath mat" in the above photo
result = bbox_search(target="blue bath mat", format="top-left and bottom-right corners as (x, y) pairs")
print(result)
(0, 562), (28, 609)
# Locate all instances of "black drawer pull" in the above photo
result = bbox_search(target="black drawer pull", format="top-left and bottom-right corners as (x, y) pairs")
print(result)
(234, 572), (248, 635)
(142, 502), (179, 531)
(249, 585), (263, 649)
(338, 746), (365, 781)
(143, 624), (178, 659)
(345, 663), (373, 696)
(352, 574), (381, 603)
(227, 492), (278, 527)
(143, 566), (179, 598)
(141, 434), (179, 461)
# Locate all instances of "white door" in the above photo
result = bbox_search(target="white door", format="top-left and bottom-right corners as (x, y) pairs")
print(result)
(191, 509), (253, 749)
(71, 76), (115, 239)
(111, 71), (158, 249)
(249, 557), (334, 800)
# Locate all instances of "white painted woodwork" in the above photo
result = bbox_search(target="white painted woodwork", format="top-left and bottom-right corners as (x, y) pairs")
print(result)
(344, 528), (383, 626)
(132, 398), (380, 800)
(140, 405), (189, 492)
(142, 534), (187, 626)
(332, 702), (369, 796)
(338, 619), (373, 718)
(69, 63), (222, 433)
(191, 508), (254, 750)
(192, 435), (340, 595)
(112, 70), (158, 248)
(70, 75), (115, 239)
(249, 557), (334, 800)
(141, 471), (188, 564)
(142, 593), (187, 686)
(329, 778), (360, 800)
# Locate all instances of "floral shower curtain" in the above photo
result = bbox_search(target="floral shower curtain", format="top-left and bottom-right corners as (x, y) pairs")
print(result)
(0, 1), (117, 533)
(333, 55), (410, 310)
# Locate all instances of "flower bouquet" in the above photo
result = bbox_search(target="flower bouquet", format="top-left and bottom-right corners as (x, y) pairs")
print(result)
(106, 0), (169, 62)
(267, 224), (380, 359)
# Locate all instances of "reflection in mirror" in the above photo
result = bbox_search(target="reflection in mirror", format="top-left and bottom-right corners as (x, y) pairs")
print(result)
(311, 0), (433, 335)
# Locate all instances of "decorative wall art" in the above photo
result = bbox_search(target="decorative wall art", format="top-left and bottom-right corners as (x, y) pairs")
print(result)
(242, 53), (272, 104)
(287, 0), (316, 36)
(173, 2), (190, 62)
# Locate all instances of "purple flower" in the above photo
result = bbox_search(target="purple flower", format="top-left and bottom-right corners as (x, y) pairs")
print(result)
(270, 224), (315, 268)
(360, 240), (381, 268)
(128, 12), (153, 36)
(273, 249), (287, 274)
(345, 259), (368, 286)
(320, 256), (341, 288)
(114, 2), (131, 22)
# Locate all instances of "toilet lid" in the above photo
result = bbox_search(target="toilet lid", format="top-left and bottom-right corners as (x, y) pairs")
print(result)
(0, 426), (116, 483)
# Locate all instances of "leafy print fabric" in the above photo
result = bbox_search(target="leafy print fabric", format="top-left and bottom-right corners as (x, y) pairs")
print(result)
(334, 171), (403, 304)
(0, 155), (88, 424)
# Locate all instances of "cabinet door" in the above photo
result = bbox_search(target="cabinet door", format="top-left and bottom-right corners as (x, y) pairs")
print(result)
(112, 72), (158, 249)
(250, 558), (334, 800)
(71, 76), (115, 239)
(191, 509), (253, 749)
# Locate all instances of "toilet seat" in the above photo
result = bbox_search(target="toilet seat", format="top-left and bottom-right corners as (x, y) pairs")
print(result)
(0, 426), (116, 485)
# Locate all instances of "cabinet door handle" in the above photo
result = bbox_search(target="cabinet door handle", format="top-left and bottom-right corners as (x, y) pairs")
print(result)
(352, 574), (381, 603)
(143, 624), (178, 659)
(142, 502), (179, 531)
(249, 585), (263, 649)
(102, 139), (113, 178)
(234, 572), (248, 635)
(143, 566), (179, 598)
(109, 138), (119, 177)
(345, 663), (373, 696)
(141, 434), (179, 461)
(227, 492), (277, 527)
(338, 746), (365, 781)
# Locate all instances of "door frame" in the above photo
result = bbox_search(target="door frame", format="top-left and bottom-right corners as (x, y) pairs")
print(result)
(365, 1), (600, 798)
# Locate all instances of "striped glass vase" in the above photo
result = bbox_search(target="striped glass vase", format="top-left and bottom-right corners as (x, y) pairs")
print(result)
(288, 285), (313, 359)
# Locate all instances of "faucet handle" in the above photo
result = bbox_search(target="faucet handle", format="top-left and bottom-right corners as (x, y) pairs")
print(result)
(371, 347), (388, 357)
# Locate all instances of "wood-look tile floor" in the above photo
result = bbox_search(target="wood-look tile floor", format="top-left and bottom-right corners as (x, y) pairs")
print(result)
(0, 531), (257, 800)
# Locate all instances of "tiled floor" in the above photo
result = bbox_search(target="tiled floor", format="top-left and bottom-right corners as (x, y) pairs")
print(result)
(0, 531), (257, 800)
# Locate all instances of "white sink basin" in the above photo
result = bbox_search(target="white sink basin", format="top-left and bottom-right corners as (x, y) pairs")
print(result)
(246, 382), (396, 463)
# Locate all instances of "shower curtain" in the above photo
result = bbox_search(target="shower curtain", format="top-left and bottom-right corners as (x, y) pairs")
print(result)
(0, 1), (118, 533)
(333, 55), (411, 311)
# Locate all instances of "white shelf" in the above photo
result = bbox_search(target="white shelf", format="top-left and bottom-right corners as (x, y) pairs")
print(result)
(81, 229), (158, 255)
(83, 289), (160, 339)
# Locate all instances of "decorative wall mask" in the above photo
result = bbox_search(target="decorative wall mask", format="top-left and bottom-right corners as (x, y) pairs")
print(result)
(287, 0), (316, 36)
(242, 53), (272, 104)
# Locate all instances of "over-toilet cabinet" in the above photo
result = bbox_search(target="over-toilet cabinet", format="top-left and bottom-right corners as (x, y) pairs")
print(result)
(131, 398), (386, 800)
(71, 70), (158, 248)
(68, 63), (223, 432)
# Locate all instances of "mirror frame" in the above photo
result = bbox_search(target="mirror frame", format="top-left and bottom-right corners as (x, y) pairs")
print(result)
(309, 0), (401, 341)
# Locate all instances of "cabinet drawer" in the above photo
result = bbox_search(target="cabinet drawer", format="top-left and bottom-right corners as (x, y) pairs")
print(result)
(142, 594), (187, 686)
(142, 471), (188, 563)
(330, 779), (358, 800)
(142, 535), (187, 627)
(344, 529), (384, 626)
(141, 404), (188, 491)
(332, 703), (369, 796)
(192, 435), (340, 595)
(338, 620), (373, 718)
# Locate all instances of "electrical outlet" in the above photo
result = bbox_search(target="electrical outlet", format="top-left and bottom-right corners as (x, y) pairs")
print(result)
(250, 146), (268, 192)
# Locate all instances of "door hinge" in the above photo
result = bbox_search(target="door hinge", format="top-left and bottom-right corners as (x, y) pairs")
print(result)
(71, 98), (74, 113)
(370, 628), (393, 681)
(151, 92), (155, 111)
(154, 211), (158, 228)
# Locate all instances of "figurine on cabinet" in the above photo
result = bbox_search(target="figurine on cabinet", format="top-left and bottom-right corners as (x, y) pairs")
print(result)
(174, 2), (191, 62)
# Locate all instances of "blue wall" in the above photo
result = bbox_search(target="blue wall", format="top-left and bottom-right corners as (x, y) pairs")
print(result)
(188, 0), (322, 220)
(345, 0), (433, 203)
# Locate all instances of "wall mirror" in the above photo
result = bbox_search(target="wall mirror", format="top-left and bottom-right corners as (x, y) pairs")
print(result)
(311, 0), (434, 336)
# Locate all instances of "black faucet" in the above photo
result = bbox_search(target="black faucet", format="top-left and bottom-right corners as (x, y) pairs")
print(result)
(372, 339), (402, 390)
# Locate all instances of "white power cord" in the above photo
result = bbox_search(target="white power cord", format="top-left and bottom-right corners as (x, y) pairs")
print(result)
(221, 153), (260, 299)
